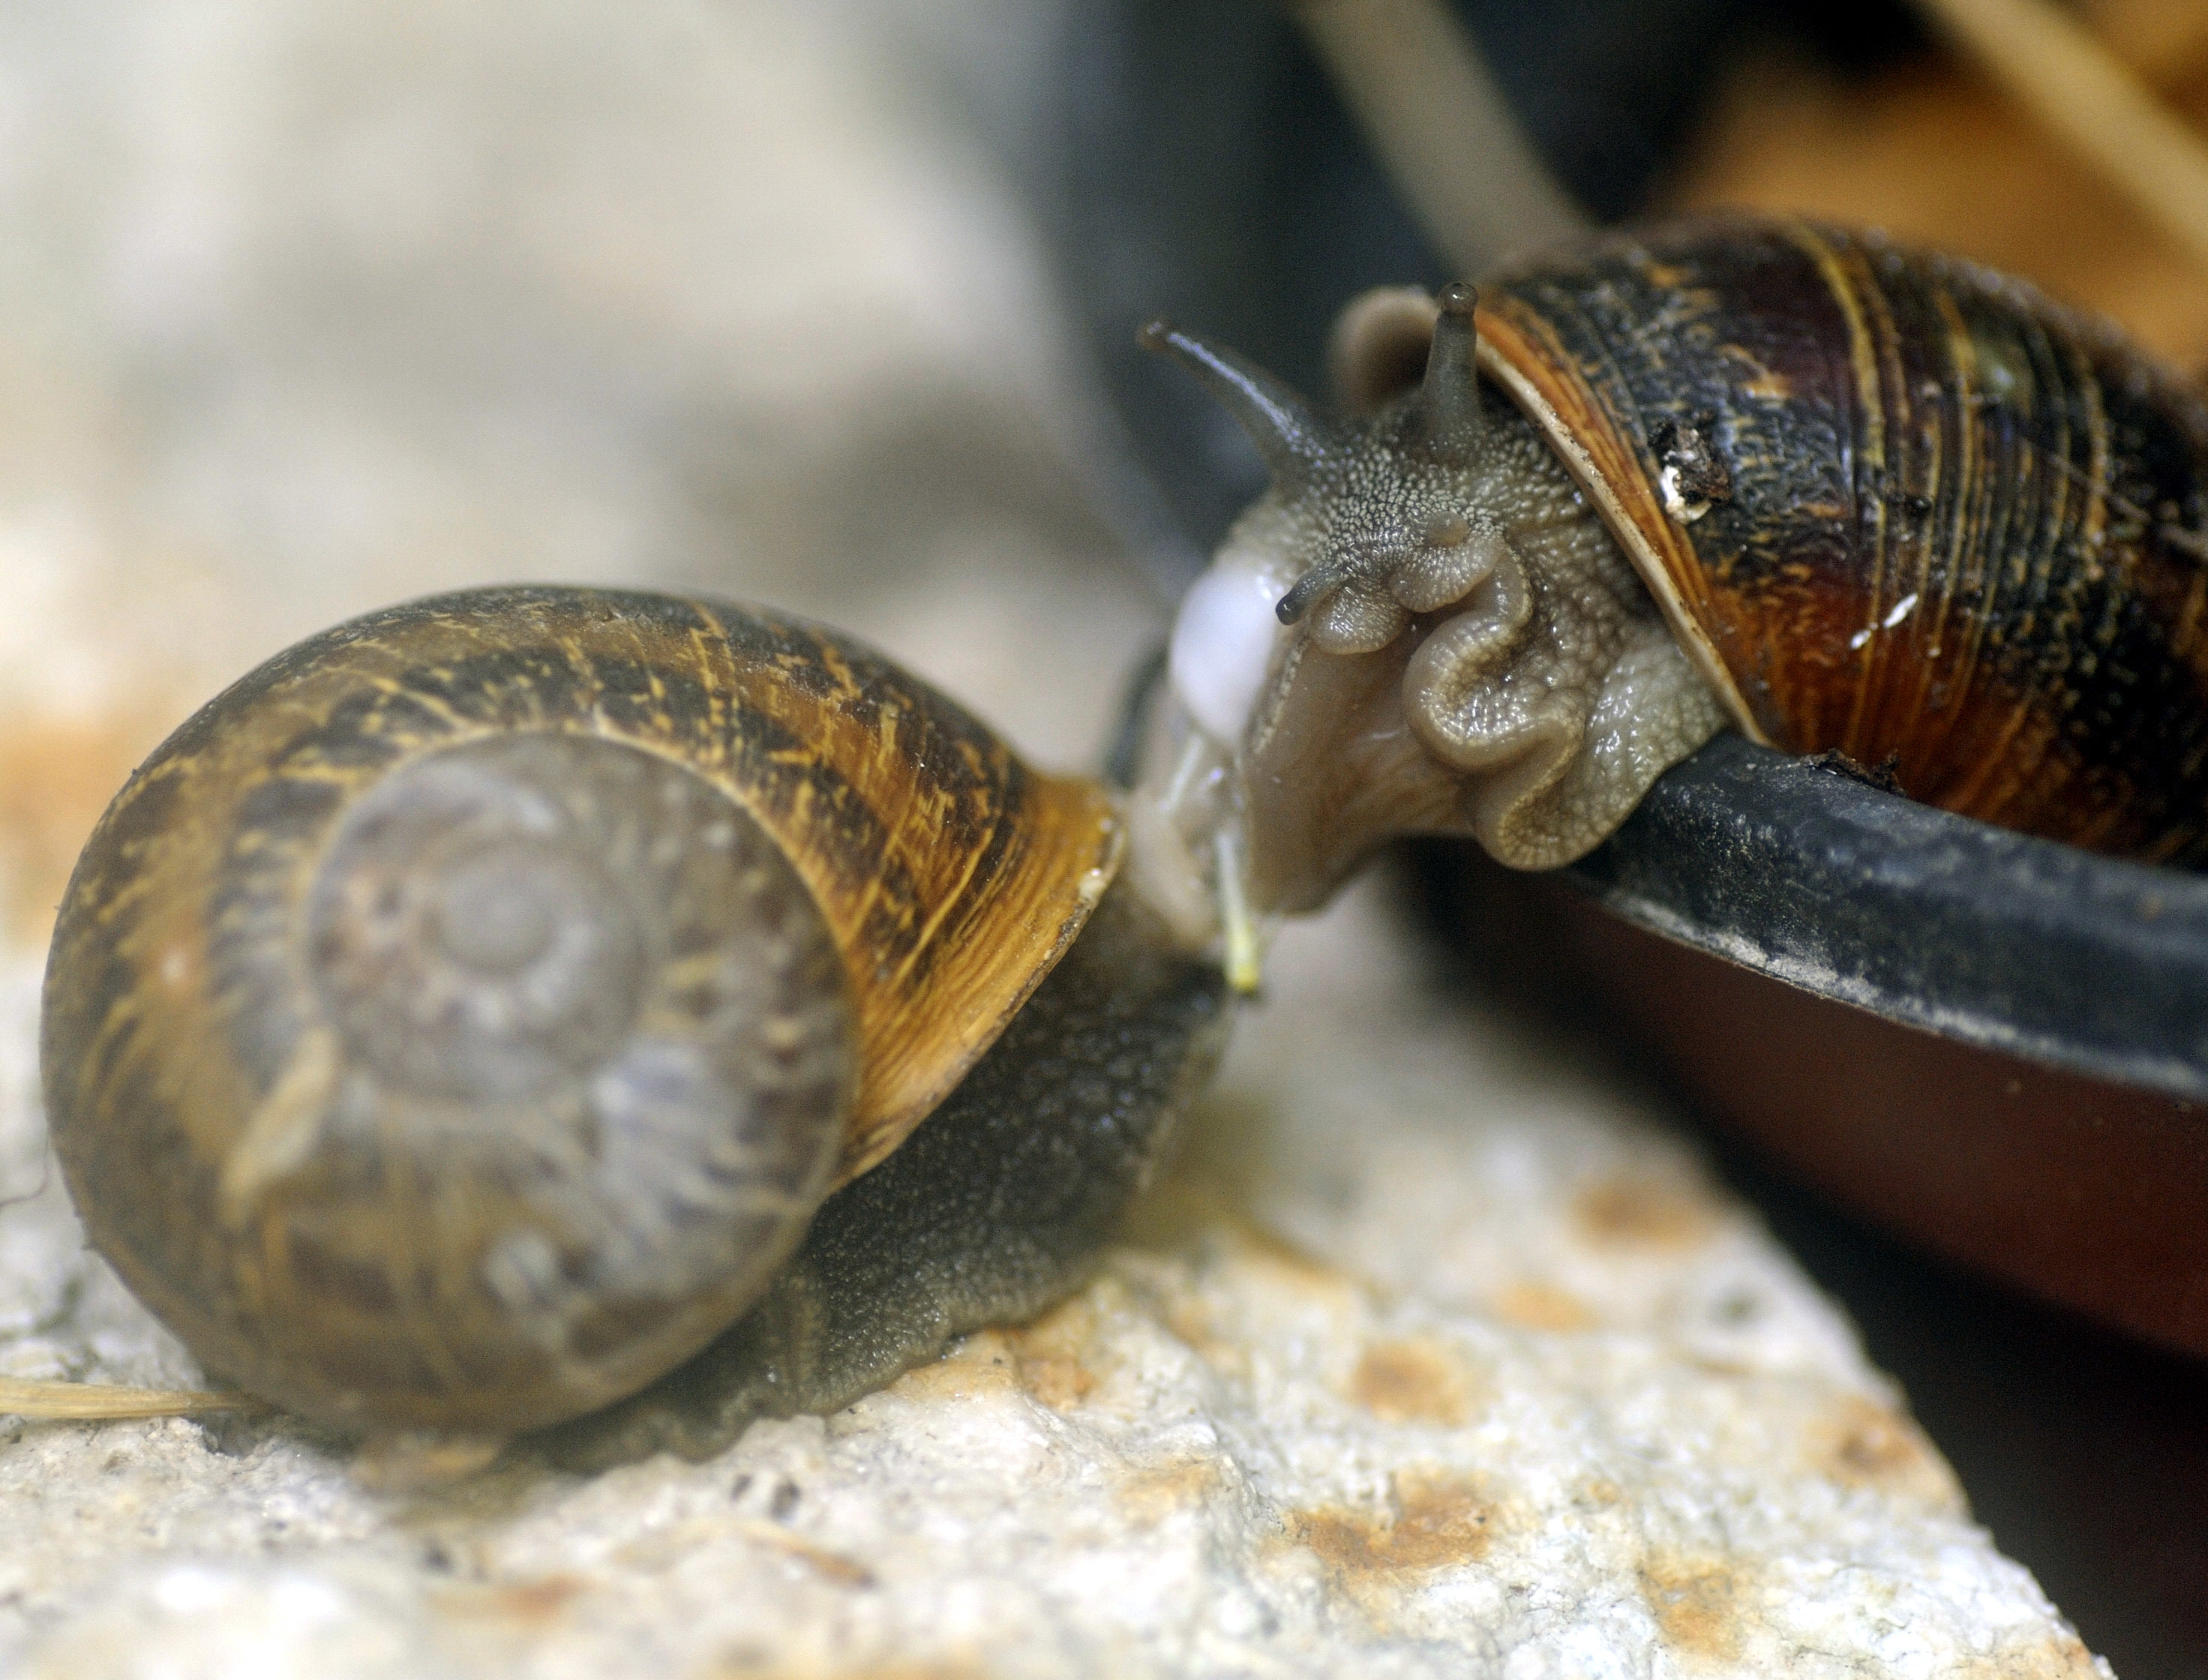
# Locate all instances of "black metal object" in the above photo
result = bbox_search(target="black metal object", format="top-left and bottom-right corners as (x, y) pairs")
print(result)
(1573, 734), (2208, 1096)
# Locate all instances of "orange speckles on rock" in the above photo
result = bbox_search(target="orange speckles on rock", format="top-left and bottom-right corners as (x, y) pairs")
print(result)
(0, 709), (172, 944)
(1639, 1554), (1747, 1663)
(1009, 1297), (1102, 1412)
(1114, 1456), (1221, 1527)
(1490, 1280), (1597, 1333)
(886, 1330), (1022, 1404)
(1810, 1394), (1960, 1508)
(1160, 1294), (1232, 1367)
(1946, 1630), (2110, 1680)
(437, 1572), (588, 1628)
(1290, 1472), (1495, 1579)
(1573, 1177), (1720, 1252)
(1348, 1338), (1480, 1426)
(1220, 1217), (1361, 1298)
(1015, 1354), (1094, 1410)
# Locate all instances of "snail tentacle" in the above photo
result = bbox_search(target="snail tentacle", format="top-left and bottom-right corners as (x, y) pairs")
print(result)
(1136, 319), (1342, 488)
(1418, 281), (1484, 455)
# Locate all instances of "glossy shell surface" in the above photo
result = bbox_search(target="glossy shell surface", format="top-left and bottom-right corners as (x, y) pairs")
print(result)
(1475, 215), (2208, 864)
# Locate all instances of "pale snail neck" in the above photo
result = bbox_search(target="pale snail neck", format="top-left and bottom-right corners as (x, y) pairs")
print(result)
(1124, 510), (1303, 995)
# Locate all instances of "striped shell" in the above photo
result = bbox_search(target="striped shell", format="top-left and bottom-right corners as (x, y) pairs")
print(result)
(41, 586), (1120, 1432)
(1475, 215), (2208, 865)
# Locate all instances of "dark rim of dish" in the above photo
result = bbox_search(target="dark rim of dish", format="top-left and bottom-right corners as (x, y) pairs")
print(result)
(1571, 734), (2208, 1100)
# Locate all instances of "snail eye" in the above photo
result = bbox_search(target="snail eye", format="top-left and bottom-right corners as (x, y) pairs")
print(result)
(1424, 511), (1472, 548)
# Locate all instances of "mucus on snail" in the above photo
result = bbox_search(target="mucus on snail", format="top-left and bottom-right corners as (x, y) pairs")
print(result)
(34, 212), (2208, 1468)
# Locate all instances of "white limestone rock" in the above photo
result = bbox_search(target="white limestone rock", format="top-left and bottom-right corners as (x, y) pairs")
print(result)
(0, 901), (2113, 1677)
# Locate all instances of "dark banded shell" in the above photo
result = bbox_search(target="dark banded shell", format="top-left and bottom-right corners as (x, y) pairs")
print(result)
(1474, 215), (2208, 865)
(64, 586), (1118, 1184)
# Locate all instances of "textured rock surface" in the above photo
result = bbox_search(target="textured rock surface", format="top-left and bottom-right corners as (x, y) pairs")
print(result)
(0, 2), (2114, 1675)
(0, 907), (2114, 1677)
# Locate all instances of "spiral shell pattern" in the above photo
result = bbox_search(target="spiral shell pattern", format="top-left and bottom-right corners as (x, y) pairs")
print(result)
(41, 587), (1120, 1432)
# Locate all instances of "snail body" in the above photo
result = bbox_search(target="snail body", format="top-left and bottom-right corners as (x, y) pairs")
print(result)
(41, 586), (1226, 1446)
(1140, 215), (2208, 914)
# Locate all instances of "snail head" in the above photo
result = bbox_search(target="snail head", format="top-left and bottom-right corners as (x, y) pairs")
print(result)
(1137, 280), (1726, 914)
(1139, 281), (1509, 660)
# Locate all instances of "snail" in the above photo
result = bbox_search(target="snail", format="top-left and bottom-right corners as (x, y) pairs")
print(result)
(1132, 212), (2208, 926)
(35, 213), (2208, 1464)
(38, 585), (1229, 1464)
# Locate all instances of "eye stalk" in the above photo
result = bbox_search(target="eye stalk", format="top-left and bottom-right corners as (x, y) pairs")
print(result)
(1142, 286), (1493, 639)
(1135, 318), (1342, 488)
(1421, 281), (1483, 458)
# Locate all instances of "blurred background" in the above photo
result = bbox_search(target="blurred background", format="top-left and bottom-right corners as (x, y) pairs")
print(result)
(0, 0), (1160, 950)
(0, 0), (2203, 1670)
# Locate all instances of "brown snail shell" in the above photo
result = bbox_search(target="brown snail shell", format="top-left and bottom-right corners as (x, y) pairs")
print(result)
(1142, 214), (2208, 911)
(1474, 215), (2208, 860)
(39, 585), (1122, 1437)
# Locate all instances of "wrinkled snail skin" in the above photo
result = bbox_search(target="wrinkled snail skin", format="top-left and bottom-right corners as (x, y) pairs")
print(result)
(40, 585), (1225, 1445)
(1142, 214), (2208, 915)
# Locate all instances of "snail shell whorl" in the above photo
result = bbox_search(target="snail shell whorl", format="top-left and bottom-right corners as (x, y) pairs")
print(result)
(41, 587), (1120, 1432)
